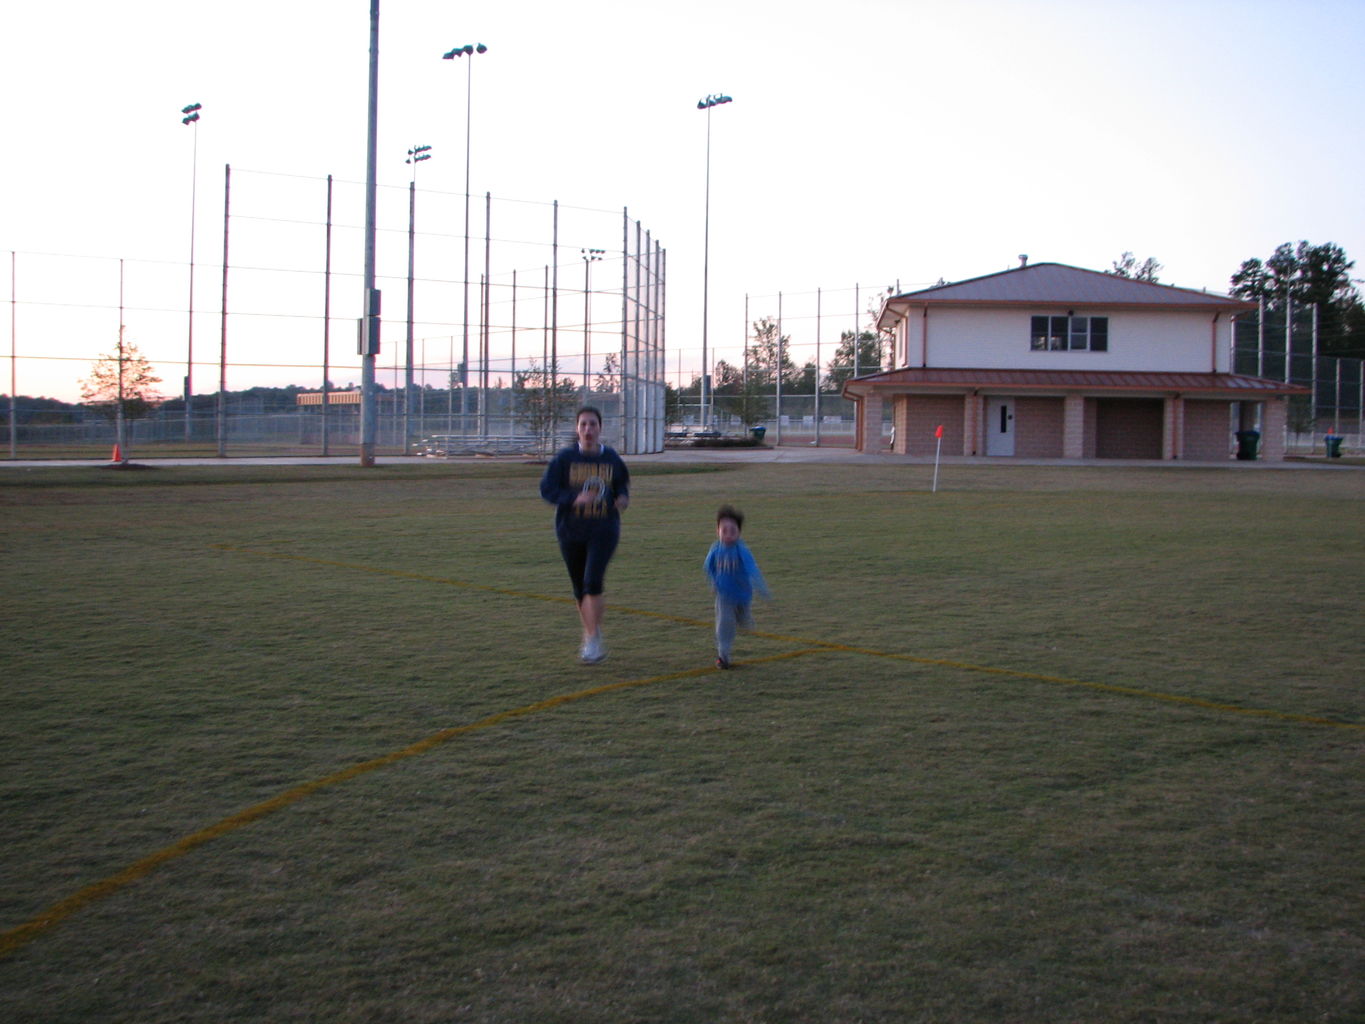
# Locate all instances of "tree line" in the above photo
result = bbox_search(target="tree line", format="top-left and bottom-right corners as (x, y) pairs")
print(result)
(669, 318), (884, 427)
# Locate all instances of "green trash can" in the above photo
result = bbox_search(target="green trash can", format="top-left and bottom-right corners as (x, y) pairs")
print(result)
(1235, 430), (1260, 461)
(1324, 435), (1343, 458)
(750, 426), (767, 443)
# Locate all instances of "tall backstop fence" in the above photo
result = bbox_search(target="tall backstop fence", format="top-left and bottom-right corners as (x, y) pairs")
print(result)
(3, 169), (666, 458)
(15, 181), (1358, 464)
(667, 284), (901, 448)
(1232, 304), (1363, 454)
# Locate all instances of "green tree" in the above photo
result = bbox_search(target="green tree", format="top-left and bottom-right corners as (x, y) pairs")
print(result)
(1230, 241), (1363, 358)
(664, 383), (683, 426)
(513, 360), (578, 458)
(1230, 242), (1354, 307)
(0, 395), (81, 425)
(746, 317), (803, 391)
(672, 372), (702, 424)
(1109, 252), (1162, 282)
(711, 317), (806, 426)
(1340, 301), (1365, 359)
(712, 358), (768, 426)
(823, 330), (884, 392)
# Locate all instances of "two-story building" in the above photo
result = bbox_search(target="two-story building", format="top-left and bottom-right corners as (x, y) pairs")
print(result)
(844, 262), (1305, 460)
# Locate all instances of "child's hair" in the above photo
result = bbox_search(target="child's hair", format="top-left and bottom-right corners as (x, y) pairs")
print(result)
(575, 405), (603, 426)
(716, 504), (744, 531)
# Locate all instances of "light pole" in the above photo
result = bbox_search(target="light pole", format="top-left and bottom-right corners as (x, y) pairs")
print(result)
(404, 144), (431, 452)
(581, 247), (604, 395)
(359, 0), (381, 468)
(697, 92), (731, 429)
(9, 251), (15, 460)
(443, 41), (488, 434)
(180, 102), (201, 444)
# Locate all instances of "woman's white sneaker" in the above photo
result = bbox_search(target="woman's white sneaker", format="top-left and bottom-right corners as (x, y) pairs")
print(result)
(580, 634), (607, 664)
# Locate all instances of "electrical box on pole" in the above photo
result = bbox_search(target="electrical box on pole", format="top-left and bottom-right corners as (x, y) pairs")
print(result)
(358, 289), (382, 355)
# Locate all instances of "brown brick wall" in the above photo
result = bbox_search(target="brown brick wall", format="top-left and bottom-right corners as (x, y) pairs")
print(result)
(1095, 399), (1163, 459)
(857, 393), (883, 451)
(1013, 397), (1065, 458)
(1183, 400), (1234, 460)
(881, 393), (1257, 460)
(904, 396), (964, 455)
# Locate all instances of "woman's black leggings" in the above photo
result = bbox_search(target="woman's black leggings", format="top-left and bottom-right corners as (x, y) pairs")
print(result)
(557, 526), (620, 600)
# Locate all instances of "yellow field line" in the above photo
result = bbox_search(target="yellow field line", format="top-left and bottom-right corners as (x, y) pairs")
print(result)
(6, 547), (1354, 958)
(214, 544), (1363, 731)
(0, 648), (819, 959)
(209, 543), (720, 629)
(761, 639), (1365, 731)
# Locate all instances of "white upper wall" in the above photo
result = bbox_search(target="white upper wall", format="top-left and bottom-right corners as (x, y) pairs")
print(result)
(897, 306), (1235, 373)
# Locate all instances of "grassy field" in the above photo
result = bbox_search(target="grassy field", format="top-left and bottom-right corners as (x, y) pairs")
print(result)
(1, 459), (1362, 1023)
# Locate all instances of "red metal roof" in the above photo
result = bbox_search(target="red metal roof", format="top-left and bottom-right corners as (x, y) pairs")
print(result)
(878, 264), (1254, 328)
(843, 367), (1308, 397)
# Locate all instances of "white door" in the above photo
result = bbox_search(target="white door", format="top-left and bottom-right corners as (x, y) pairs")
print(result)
(986, 398), (1015, 456)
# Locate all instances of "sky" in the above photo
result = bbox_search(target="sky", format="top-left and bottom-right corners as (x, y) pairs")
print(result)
(4, 0), (1364, 403)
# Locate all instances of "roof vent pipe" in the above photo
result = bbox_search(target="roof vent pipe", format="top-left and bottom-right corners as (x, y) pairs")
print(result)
(1018, 254), (1029, 268)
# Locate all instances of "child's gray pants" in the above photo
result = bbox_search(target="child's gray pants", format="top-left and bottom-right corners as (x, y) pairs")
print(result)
(714, 596), (753, 658)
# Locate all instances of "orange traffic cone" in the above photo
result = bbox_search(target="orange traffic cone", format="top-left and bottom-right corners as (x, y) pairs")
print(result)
(111, 443), (123, 462)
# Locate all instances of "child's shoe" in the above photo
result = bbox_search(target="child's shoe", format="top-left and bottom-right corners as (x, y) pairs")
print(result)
(715, 655), (730, 670)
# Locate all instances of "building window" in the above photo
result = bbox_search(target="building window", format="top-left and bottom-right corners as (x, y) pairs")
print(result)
(1031, 315), (1108, 352)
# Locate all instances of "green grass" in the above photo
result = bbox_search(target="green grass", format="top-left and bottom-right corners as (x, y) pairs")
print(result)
(1, 461), (1362, 1023)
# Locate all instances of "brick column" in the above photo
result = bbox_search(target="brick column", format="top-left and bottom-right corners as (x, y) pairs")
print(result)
(891, 397), (908, 454)
(1260, 398), (1288, 460)
(1063, 394), (1085, 459)
(1163, 396), (1185, 460)
(964, 393), (983, 456)
(860, 393), (883, 453)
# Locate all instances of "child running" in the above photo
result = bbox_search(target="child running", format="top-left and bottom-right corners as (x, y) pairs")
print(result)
(703, 504), (770, 669)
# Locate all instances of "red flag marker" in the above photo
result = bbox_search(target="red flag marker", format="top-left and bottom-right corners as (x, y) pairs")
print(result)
(932, 425), (944, 492)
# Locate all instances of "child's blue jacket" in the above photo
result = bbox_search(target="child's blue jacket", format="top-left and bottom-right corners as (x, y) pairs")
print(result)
(704, 539), (770, 604)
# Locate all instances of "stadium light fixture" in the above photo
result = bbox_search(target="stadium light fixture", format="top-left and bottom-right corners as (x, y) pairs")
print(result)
(406, 144), (432, 170)
(442, 42), (487, 59)
(697, 92), (732, 428)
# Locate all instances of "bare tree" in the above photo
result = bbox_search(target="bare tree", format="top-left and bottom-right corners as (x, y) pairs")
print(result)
(594, 351), (620, 395)
(1109, 252), (1162, 283)
(80, 335), (164, 456)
